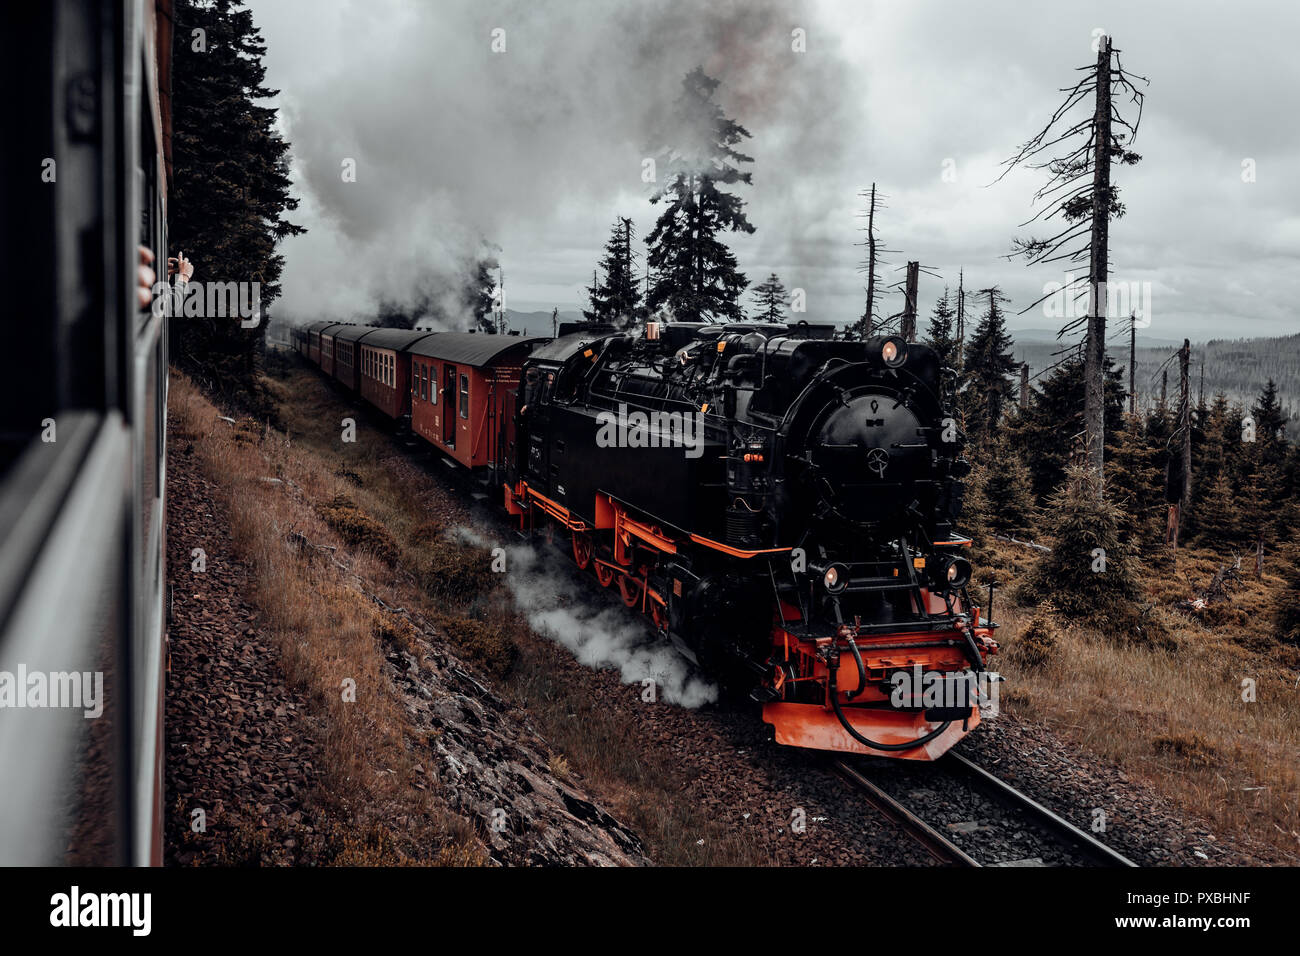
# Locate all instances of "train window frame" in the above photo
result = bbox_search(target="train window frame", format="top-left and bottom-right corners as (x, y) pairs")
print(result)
(430, 363), (438, 405)
(459, 374), (470, 419)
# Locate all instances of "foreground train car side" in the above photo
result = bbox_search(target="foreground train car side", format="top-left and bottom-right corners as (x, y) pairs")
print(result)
(0, 0), (173, 864)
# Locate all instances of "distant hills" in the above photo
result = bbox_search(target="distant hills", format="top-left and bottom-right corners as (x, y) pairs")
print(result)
(1008, 332), (1300, 423)
(503, 309), (584, 336)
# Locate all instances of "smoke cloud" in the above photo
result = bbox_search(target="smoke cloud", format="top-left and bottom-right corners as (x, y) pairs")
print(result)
(453, 528), (717, 708)
(256, 0), (861, 326)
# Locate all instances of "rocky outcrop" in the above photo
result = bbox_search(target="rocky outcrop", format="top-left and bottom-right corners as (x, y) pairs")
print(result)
(382, 631), (646, 866)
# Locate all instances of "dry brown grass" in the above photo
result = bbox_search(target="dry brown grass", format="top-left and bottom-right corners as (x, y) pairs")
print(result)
(429, 611), (518, 678)
(988, 538), (1300, 860)
(169, 370), (486, 865)
(318, 494), (401, 564)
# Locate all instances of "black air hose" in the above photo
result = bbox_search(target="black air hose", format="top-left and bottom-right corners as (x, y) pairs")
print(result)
(827, 658), (952, 752)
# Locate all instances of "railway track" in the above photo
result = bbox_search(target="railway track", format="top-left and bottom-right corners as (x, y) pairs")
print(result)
(833, 753), (1137, 867)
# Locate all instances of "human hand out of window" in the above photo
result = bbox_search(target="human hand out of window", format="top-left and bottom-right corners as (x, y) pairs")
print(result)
(167, 251), (194, 284)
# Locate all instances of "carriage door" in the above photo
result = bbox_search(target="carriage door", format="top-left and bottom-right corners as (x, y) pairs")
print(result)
(443, 365), (457, 447)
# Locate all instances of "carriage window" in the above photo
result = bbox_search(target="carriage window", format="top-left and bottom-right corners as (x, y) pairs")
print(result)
(430, 365), (438, 405)
(459, 374), (469, 419)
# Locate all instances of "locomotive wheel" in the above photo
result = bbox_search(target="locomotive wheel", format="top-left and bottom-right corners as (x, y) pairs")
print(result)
(618, 573), (643, 609)
(594, 561), (616, 588)
(572, 531), (593, 570)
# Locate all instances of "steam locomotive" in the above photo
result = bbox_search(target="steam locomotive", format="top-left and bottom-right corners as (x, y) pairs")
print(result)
(505, 321), (998, 760)
(293, 313), (996, 760)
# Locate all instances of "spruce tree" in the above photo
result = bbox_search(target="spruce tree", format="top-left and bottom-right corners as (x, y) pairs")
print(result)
(961, 288), (1016, 442)
(923, 288), (959, 369)
(1196, 470), (1244, 546)
(1237, 441), (1281, 548)
(960, 460), (992, 548)
(583, 217), (643, 326)
(1107, 413), (1166, 549)
(1027, 466), (1141, 633)
(1188, 393), (1238, 541)
(646, 68), (754, 322)
(170, 0), (304, 393)
(1276, 543), (1300, 646)
(1236, 382), (1288, 547)
(1251, 379), (1287, 468)
(1012, 354), (1126, 502)
(982, 436), (1037, 535)
(749, 273), (787, 322)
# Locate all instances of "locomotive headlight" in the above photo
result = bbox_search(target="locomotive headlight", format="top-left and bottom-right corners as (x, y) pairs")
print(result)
(933, 554), (972, 590)
(881, 336), (908, 368)
(867, 335), (909, 368)
(822, 562), (848, 593)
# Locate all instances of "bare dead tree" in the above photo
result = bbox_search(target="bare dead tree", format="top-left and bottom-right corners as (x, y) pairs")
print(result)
(853, 184), (897, 338)
(882, 260), (939, 339)
(998, 33), (1147, 495)
(901, 260), (919, 342)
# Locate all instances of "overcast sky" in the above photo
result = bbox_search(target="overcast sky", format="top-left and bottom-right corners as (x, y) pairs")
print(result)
(250, 0), (1299, 342)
